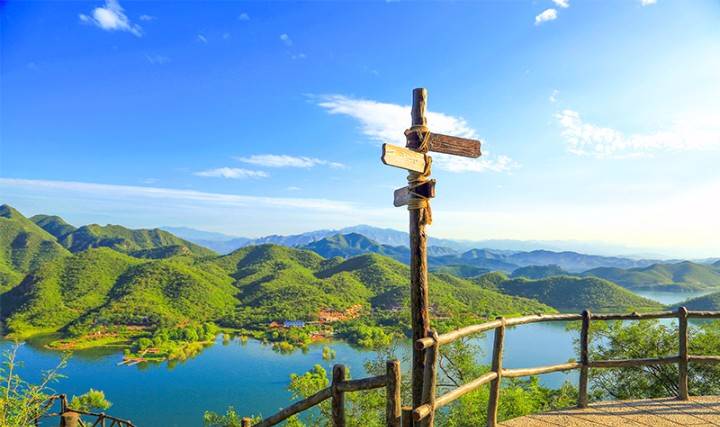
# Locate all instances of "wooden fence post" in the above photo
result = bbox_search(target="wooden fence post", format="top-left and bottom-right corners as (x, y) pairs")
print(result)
(678, 306), (689, 400)
(578, 309), (591, 408)
(401, 407), (413, 427)
(487, 318), (506, 427)
(332, 364), (346, 427)
(386, 360), (402, 427)
(241, 417), (253, 427)
(419, 331), (439, 427)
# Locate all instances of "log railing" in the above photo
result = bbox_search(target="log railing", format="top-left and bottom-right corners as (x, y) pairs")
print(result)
(242, 360), (402, 427)
(36, 394), (135, 427)
(413, 307), (720, 427)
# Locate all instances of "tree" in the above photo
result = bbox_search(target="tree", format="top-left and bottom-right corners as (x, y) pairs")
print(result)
(586, 319), (720, 400)
(70, 389), (111, 412)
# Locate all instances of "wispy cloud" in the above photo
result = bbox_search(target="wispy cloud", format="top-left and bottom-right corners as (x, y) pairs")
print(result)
(145, 54), (170, 65)
(79, 0), (142, 37)
(315, 94), (516, 173)
(556, 109), (720, 158)
(549, 89), (560, 103)
(640, 0), (657, 5)
(552, 0), (570, 8)
(236, 154), (345, 169)
(197, 34), (208, 44)
(139, 14), (155, 21)
(279, 33), (293, 46)
(0, 178), (353, 212)
(535, 9), (558, 25)
(238, 13), (250, 21)
(194, 167), (268, 179)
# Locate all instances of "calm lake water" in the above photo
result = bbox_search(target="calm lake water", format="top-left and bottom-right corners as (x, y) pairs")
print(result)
(633, 289), (711, 305)
(8, 289), (706, 426)
(2, 322), (578, 426)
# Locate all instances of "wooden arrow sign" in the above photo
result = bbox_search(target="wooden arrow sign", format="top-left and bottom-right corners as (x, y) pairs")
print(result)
(428, 133), (481, 158)
(394, 180), (436, 207)
(381, 143), (428, 173)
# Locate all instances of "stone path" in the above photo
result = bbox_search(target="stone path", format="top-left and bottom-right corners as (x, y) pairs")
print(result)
(500, 396), (720, 426)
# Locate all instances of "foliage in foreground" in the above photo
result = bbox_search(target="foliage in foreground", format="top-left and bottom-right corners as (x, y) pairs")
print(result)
(585, 319), (720, 400)
(0, 344), (110, 427)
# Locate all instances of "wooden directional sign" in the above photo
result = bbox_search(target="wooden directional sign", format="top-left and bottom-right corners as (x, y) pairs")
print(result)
(394, 179), (436, 207)
(381, 143), (428, 173)
(427, 133), (481, 158)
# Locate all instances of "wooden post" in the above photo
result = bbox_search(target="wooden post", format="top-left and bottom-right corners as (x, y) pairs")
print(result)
(487, 319), (506, 427)
(578, 309), (591, 408)
(419, 332), (439, 427)
(241, 418), (253, 427)
(678, 306), (689, 400)
(332, 364), (346, 427)
(407, 87), (432, 411)
(401, 407), (413, 427)
(386, 360), (402, 427)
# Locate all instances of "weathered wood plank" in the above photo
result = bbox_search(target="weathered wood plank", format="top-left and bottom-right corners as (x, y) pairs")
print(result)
(591, 311), (676, 321)
(382, 143), (428, 173)
(393, 180), (435, 207)
(502, 362), (581, 378)
(336, 375), (386, 392)
(427, 133), (481, 158)
(332, 365), (346, 427)
(254, 387), (332, 427)
(679, 307), (689, 400)
(487, 319), (506, 427)
(578, 309), (591, 408)
(386, 361), (402, 427)
(590, 356), (679, 368)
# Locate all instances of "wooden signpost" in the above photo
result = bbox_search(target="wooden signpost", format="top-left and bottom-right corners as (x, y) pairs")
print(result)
(381, 88), (481, 426)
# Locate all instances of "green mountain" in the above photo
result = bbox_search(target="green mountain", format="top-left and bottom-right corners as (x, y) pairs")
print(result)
(0, 205), (70, 292)
(208, 245), (553, 328)
(489, 276), (663, 313)
(511, 265), (567, 279)
(583, 261), (720, 291)
(58, 223), (215, 257)
(674, 291), (720, 311)
(302, 233), (408, 260)
(30, 214), (77, 239)
(2, 248), (236, 336)
(431, 264), (489, 278)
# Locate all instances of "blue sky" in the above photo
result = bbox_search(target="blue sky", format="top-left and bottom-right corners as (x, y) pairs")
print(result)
(1, 0), (719, 257)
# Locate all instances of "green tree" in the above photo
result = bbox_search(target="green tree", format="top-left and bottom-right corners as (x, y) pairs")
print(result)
(70, 389), (111, 412)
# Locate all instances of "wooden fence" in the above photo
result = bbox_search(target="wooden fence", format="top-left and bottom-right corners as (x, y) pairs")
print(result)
(412, 306), (720, 427)
(242, 360), (402, 427)
(36, 394), (135, 427)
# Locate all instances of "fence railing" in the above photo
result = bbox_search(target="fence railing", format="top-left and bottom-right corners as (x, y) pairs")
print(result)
(242, 360), (402, 427)
(413, 306), (720, 427)
(36, 394), (135, 427)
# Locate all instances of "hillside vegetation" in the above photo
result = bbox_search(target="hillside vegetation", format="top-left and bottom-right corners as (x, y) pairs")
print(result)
(584, 261), (720, 291)
(485, 275), (664, 313)
(0, 205), (70, 292)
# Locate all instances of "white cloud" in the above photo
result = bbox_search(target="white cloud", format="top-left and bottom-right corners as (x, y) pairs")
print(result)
(139, 14), (155, 21)
(236, 154), (345, 169)
(315, 94), (516, 173)
(197, 34), (208, 44)
(641, 0), (657, 5)
(78, 0), (142, 37)
(0, 178), (353, 212)
(291, 53), (307, 60)
(553, 0), (570, 8)
(280, 33), (293, 46)
(238, 13), (250, 21)
(145, 54), (170, 65)
(535, 9), (558, 25)
(549, 89), (559, 103)
(556, 109), (720, 158)
(194, 167), (268, 179)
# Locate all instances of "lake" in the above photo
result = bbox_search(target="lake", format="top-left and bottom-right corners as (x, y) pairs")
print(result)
(2, 322), (578, 426)
(634, 289), (711, 305)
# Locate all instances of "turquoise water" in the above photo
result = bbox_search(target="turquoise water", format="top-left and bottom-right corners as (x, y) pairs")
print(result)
(2, 322), (580, 426)
(633, 289), (711, 305)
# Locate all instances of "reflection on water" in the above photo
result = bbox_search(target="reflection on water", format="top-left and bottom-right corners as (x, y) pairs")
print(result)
(634, 289), (712, 305)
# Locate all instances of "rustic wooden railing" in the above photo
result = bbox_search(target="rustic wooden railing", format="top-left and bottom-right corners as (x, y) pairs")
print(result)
(242, 360), (402, 427)
(36, 394), (135, 427)
(413, 306), (720, 427)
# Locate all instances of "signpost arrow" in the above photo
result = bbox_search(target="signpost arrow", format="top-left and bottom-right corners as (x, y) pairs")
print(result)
(427, 133), (481, 158)
(381, 143), (428, 173)
(394, 180), (436, 207)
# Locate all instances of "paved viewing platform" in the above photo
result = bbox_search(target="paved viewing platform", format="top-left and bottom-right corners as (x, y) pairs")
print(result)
(501, 396), (720, 426)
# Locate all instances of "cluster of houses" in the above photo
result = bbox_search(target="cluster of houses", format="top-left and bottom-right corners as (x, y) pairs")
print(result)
(269, 304), (364, 330)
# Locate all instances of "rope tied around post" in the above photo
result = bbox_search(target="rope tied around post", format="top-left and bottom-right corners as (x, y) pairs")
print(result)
(404, 125), (433, 225)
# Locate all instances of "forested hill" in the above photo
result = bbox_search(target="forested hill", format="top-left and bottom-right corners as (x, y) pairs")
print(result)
(583, 261), (720, 291)
(0, 205), (70, 292)
(474, 273), (664, 313)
